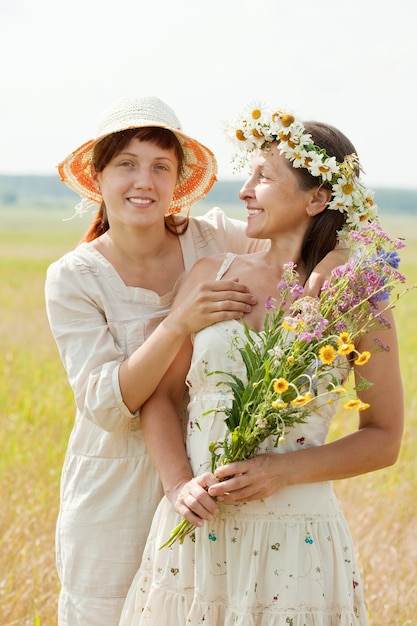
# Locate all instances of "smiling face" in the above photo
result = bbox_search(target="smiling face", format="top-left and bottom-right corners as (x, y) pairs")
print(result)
(92, 136), (179, 232)
(239, 143), (315, 242)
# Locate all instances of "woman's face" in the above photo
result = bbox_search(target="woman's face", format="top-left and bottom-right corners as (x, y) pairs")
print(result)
(239, 143), (313, 241)
(93, 136), (179, 230)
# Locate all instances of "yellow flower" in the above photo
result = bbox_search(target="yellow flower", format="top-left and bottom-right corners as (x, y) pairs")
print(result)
(338, 342), (355, 356)
(291, 393), (313, 406)
(287, 356), (295, 364)
(272, 400), (288, 409)
(319, 344), (336, 365)
(337, 333), (355, 353)
(343, 399), (362, 410)
(282, 320), (296, 332)
(273, 378), (289, 393)
(339, 331), (351, 343)
(358, 402), (371, 411)
(354, 351), (371, 366)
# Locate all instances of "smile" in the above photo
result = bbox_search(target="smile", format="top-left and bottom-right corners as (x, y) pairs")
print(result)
(129, 197), (153, 205)
(248, 208), (263, 216)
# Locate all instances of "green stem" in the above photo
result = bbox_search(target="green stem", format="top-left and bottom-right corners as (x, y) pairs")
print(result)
(159, 518), (196, 550)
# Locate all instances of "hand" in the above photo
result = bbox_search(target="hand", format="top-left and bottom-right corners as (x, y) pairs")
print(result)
(171, 472), (220, 526)
(207, 454), (290, 503)
(169, 278), (256, 336)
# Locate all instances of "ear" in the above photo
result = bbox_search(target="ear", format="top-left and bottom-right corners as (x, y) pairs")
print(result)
(306, 185), (331, 216)
(90, 164), (101, 192)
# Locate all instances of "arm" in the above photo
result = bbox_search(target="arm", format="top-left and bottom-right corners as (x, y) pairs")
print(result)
(140, 336), (219, 526)
(209, 309), (404, 502)
(119, 257), (256, 412)
(46, 253), (255, 430)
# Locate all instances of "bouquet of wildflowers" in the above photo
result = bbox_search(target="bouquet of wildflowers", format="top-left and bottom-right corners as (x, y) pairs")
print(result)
(160, 221), (410, 549)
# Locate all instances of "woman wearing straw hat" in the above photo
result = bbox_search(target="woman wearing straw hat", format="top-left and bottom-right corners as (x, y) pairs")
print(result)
(45, 95), (342, 625)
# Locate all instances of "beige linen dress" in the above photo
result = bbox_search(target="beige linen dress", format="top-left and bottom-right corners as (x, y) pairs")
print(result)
(45, 209), (263, 626)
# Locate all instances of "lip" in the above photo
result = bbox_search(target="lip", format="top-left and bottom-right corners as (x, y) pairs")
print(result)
(247, 207), (264, 218)
(128, 196), (154, 207)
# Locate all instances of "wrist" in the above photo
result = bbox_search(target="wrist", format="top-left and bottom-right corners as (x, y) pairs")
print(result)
(161, 312), (189, 341)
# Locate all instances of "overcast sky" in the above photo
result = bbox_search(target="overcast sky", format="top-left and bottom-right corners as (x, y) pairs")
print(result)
(1, 0), (416, 189)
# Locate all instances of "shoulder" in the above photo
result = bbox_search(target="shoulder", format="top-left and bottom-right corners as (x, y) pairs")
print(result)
(188, 207), (268, 255)
(187, 207), (245, 246)
(185, 253), (240, 291)
(189, 207), (245, 231)
(189, 253), (228, 279)
(45, 242), (101, 286)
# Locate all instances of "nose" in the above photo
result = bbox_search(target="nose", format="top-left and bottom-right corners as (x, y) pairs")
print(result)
(239, 175), (255, 201)
(133, 166), (153, 189)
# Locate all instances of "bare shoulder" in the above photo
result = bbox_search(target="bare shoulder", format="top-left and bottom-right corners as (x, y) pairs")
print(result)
(188, 253), (229, 280)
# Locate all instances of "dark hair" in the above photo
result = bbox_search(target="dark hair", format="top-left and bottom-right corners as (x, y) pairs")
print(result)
(81, 127), (187, 242)
(294, 121), (359, 279)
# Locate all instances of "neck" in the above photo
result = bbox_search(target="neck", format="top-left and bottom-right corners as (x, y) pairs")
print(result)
(99, 222), (174, 263)
(264, 237), (305, 275)
(93, 224), (183, 292)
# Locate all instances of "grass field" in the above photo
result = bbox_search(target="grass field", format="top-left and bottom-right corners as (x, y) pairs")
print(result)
(1, 204), (416, 625)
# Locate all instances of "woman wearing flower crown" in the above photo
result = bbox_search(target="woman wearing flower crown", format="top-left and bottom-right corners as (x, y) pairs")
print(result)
(119, 106), (404, 625)
(45, 96), (345, 626)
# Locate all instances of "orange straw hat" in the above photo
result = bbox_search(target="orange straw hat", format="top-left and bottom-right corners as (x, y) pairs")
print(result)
(57, 96), (218, 214)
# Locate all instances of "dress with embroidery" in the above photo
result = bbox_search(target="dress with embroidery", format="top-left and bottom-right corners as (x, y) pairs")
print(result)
(120, 254), (369, 626)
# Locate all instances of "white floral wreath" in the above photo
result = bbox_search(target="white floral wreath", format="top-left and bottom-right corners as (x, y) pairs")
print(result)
(225, 103), (378, 238)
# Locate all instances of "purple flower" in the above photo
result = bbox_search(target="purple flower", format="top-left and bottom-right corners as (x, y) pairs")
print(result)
(381, 250), (401, 269)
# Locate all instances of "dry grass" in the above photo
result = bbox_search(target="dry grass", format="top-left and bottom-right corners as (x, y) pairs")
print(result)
(1, 207), (416, 625)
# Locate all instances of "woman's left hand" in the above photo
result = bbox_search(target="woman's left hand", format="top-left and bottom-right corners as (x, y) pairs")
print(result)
(207, 453), (290, 502)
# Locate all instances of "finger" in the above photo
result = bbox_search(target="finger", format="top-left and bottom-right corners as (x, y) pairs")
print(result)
(209, 478), (262, 502)
(178, 476), (219, 521)
(221, 487), (262, 503)
(204, 281), (258, 304)
(176, 503), (205, 526)
(214, 461), (245, 480)
(202, 291), (256, 308)
(182, 492), (218, 522)
(207, 278), (250, 293)
(198, 472), (220, 489)
(208, 473), (245, 497)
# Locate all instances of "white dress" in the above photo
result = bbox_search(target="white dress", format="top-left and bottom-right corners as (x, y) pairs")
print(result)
(45, 210), (265, 626)
(120, 254), (369, 626)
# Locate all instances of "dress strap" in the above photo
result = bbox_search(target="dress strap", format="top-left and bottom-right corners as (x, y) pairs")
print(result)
(215, 253), (237, 281)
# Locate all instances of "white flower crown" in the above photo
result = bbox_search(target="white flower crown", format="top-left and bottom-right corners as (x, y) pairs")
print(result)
(225, 104), (378, 238)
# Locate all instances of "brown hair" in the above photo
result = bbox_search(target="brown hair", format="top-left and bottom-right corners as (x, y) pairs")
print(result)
(294, 121), (359, 279)
(81, 127), (187, 242)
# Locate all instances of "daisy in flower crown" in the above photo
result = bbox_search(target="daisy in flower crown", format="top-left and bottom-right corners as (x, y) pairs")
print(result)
(224, 102), (378, 240)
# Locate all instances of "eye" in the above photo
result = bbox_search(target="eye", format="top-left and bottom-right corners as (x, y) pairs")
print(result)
(259, 171), (270, 181)
(154, 162), (170, 172)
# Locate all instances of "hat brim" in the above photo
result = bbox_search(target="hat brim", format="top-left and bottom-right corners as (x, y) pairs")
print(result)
(57, 124), (217, 214)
